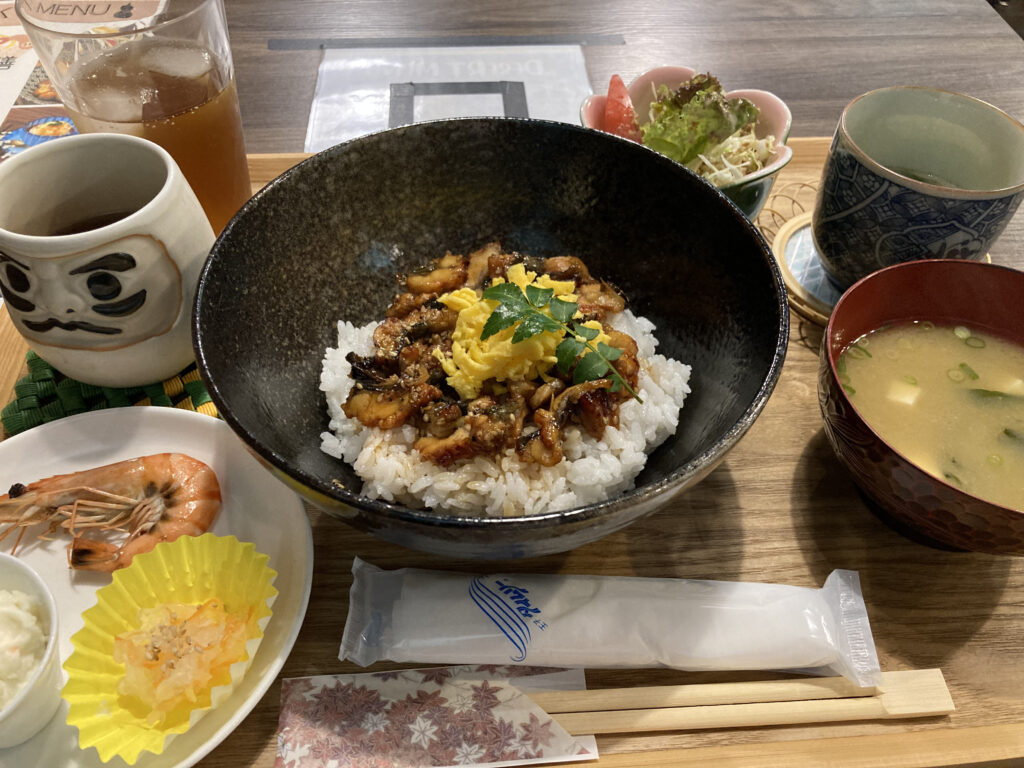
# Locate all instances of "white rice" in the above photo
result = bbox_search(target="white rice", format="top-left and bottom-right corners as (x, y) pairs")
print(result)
(319, 310), (691, 516)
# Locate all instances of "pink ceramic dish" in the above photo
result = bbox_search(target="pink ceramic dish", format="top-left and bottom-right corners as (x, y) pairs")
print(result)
(581, 66), (793, 218)
(818, 259), (1024, 555)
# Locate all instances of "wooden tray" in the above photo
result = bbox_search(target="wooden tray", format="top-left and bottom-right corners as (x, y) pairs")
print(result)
(2, 138), (1023, 768)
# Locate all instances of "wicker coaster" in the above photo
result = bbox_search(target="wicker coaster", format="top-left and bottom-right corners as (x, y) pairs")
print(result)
(756, 182), (991, 326)
(758, 181), (833, 324)
(1, 351), (218, 437)
(773, 211), (843, 326)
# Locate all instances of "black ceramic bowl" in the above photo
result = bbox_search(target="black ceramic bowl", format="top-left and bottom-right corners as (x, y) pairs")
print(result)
(194, 118), (788, 559)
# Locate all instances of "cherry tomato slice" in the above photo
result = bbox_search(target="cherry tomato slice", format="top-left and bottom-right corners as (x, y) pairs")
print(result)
(603, 74), (642, 142)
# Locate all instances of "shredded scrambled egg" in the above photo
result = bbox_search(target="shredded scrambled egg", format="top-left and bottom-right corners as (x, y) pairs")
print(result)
(435, 263), (609, 400)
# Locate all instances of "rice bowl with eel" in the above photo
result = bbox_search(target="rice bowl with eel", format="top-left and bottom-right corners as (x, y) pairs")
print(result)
(319, 243), (692, 516)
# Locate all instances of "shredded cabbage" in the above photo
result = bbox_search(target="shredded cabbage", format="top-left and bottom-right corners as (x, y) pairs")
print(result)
(687, 124), (776, 187)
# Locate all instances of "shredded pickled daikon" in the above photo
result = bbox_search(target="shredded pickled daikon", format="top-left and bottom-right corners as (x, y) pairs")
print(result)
(114, 599), (249, 725)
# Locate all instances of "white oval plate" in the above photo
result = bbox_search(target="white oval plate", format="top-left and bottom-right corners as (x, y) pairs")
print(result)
(0, 407), (313, 767)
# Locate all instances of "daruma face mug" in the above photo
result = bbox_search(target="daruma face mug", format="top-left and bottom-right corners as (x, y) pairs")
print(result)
(0, 133), (214, 387)
(812, 86), (1024, 290)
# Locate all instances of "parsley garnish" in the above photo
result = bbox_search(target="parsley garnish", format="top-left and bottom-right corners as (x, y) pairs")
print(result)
(480, 281), (642, 402)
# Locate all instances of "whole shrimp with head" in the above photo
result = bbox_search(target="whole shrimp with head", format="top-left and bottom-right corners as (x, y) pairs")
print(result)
(0, 453), (221, 572)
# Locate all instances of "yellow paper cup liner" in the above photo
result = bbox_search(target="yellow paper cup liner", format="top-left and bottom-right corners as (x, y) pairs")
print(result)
(61, 533), (278, 764)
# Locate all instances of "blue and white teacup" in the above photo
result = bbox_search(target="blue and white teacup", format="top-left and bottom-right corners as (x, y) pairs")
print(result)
(812, 86), (1024, 290)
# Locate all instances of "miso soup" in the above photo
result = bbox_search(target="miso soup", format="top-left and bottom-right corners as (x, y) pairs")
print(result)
(839, 322), (1024, 512)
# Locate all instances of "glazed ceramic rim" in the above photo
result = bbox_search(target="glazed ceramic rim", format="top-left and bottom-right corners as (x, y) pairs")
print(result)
(198, 116), (791, 535)
(824, 258), (1024, 517)
(838, 86), (1024, 199)
(579, 66), (794, 190)
(0, 132), (175, 247)
(0, 553), (59, 725)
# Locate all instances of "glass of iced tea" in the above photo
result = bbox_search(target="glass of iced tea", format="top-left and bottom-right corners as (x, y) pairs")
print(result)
(16, 0), (250, 234)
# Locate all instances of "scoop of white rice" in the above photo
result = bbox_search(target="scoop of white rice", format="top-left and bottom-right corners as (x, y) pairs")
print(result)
(319, 310), (691, 517)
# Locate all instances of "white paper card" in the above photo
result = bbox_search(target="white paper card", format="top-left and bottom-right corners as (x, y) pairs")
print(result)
(305, 45), (592, 152)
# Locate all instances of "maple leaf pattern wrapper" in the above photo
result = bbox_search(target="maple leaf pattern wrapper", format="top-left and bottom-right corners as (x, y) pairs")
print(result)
(274, 665), (595, 768)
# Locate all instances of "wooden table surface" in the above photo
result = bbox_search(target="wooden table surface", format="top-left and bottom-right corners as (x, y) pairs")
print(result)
(2, 141), (1024, 766)
(225, 0), (1024, 273)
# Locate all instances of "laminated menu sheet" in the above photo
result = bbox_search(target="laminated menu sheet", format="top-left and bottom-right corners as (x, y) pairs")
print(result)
(0, 0), (166, 163)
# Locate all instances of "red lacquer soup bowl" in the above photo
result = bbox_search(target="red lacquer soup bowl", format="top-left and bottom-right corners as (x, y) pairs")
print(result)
(818, 259), (1024, 555)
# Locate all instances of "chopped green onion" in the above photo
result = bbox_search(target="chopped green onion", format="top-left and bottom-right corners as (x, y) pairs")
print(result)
(944, 471), (963, 487)
(965, 336), (986, 348)
(969, 389), (1024, 402)
(958, 362), (979, 380)
(919, 320), (935, 331)
(947, 368), (965, 382)
(954, 326), (971, 340)
(987, 454), (1003, 466)
(842, 384), (856, 396)
(846, 344), (872, 359)
(836, 356), (847, 374)
(903, 375), (918, 386)
(839, 373), (852, 386)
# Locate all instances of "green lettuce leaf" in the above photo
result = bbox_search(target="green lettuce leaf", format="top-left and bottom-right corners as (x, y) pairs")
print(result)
(641, 73), (760, 165)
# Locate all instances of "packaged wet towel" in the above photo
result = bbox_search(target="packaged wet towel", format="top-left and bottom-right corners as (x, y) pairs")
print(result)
(341, 558), (881, 688)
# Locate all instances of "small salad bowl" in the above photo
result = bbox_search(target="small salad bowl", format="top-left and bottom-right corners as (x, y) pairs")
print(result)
(581, 66), (793, 219)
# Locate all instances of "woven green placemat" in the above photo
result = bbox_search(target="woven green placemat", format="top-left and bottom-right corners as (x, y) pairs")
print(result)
(1, 351), (218, 437)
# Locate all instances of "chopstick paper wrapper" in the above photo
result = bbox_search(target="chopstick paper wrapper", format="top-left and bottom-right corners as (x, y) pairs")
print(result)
(275, 665), (598, 768)
(340, 558), (881, 687)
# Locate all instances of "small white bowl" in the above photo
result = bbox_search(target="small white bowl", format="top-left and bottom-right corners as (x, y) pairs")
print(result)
(581, 65), (793, 218)
(0, 553), (61, 749)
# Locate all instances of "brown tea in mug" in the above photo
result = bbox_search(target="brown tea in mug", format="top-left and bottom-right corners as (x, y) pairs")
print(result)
(52, 210), (135, 236)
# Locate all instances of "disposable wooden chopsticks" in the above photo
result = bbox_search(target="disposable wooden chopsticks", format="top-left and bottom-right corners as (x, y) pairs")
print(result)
(528, 669), (953, 735)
